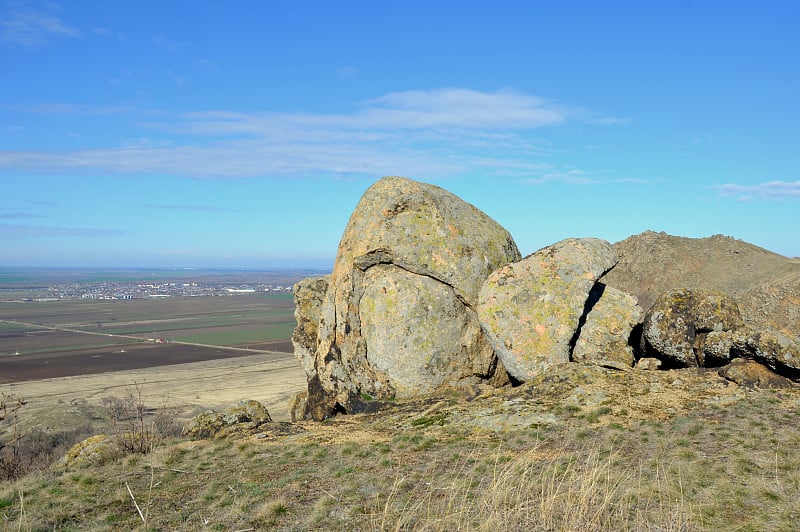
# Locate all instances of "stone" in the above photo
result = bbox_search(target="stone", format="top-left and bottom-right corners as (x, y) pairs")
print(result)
(292, 276), (330, 379)
(573, 284), (643, 369)
(703, 328), (800, 380)
(289, 391), (309, 422)
(718, 358), (794, 388)
(222, 400), (272, 425)
(60, 434), (118, 469)
(641, 288), (744, 367)
(183, 400), (272, 438)
(360, 264), (496, 396)
(478, 238), (617, 382)
(182, 411), (226, 439)
(635, 358), (662, 370)
(309, 176), (520, 419)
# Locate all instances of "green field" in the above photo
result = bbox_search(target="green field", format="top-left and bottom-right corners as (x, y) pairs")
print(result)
(0, 294), (296, 355)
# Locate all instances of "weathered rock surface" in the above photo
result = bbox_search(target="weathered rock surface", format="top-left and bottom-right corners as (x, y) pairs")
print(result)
(478, 238), (617, 382)
(573, 284), (643, 369)
(360, 264), (496, 396)
(702, 328), (800, 379)
(603, 231), (800, 312)
(307, 176), (520, 420)
(60, 434), (118, 469)
(718, 358), (793, 388)
(183, 400), (272, 439)
(641, 288), (744, 367)
(603, 232), (800, 350)
(291, 276), (330, 379)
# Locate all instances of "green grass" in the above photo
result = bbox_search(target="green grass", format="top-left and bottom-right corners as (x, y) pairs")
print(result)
(3, 370), (800, 530)
(174, 322), (296, 346)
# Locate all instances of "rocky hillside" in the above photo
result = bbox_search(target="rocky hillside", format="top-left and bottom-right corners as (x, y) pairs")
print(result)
(603, 230), (800, 339)
(291, 177), (800, 423)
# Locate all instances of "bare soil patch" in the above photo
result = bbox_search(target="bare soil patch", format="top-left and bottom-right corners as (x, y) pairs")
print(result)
(0, 352), (306, 425)
(0, 342), (271, 384)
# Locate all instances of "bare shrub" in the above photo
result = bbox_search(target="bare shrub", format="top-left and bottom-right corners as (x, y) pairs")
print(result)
(101, 385), (178, 455)
(1, 393), (94, 481)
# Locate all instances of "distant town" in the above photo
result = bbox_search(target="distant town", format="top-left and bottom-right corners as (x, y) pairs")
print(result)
(0, 268), (327, 302)
(26, 280), (296, 301)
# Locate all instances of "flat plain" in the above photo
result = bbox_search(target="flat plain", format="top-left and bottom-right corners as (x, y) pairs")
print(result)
(0, 295), (295, 383)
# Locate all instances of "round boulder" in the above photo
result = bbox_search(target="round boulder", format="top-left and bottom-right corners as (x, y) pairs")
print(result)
(310, 176), (521, 419)
(641, 288), (744, 367)
(478, 238), (618, 382)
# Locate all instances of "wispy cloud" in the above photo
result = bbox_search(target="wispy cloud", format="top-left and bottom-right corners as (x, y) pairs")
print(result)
(717, 180), (800, 201)
(0, 209), (40, 219)
(522, 169), (597, 185)
(7, 103), (136, 115)
(0, 88), (624, 180)
(0, 223), (123, 239)
(152, 34), (185, 53)
(145, 204), (236, 213)
(192, 58), (219, 73)
(1, 6), (79, 46)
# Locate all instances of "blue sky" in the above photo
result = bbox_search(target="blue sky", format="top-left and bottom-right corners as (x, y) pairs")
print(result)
(1, 1), (799, 268)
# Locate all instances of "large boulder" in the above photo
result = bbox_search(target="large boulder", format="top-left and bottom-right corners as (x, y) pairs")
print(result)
(307, 176), (520, 420)
(478, 238), (618, 382)
(292, 275), (330, 378)
(718, 358), (793, 388)
(641, 288), (744, 367)
(702, 328), (800, 379)
(572, 284), (643, 369)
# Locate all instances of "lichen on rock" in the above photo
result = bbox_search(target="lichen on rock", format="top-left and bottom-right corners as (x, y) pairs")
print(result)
(478, 238), (618, 382)
(299, 176), (520, 420)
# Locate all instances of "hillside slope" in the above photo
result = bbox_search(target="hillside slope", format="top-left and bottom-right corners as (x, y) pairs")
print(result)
(603, 231), (800, 339)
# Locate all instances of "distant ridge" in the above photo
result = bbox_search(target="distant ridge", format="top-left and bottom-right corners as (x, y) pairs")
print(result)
(603, 230), (800, 340)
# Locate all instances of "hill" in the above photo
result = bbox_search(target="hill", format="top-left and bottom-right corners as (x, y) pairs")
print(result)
(603, 231), (800, 339)
(2, 360), (800, 530)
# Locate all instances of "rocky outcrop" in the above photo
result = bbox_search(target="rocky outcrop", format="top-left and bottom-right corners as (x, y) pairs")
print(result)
(572, 284), (643, 369)
(183, 400), (272, 439)
(641, 289), (744, 367)
(290, 181), (800, 422)
(603, 231), (800, 352)
(305, 176), (520, 420)
(292, 276), (330, 378)
(603, 231), (800, 312)
(477, 238), (617, 382)
(60, 434), (118, 469)
(702, 328), (800, 379)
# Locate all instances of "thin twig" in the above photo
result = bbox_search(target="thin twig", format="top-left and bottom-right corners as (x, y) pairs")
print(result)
(126, 481), (145, 524)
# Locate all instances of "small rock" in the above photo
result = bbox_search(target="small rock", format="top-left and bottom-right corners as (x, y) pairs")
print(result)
(636, 358), (662, 370)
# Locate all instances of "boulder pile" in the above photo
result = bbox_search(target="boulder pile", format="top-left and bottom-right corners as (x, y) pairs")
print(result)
(291, 177), (800, 420)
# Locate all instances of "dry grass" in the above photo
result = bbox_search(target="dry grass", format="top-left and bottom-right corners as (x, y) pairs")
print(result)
(1, 367), (800, 530)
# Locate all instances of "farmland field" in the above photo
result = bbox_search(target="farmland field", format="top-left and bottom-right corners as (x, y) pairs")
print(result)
(0, 294), (296, 383)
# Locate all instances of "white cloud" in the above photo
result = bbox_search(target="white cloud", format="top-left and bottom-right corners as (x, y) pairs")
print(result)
(717, 180), (800, 201)
(192, 58), (219, 73)
(0, 223), (122, 239)
(1, 7), (78, 46)
(521, 169), (598, 185)
(10, 103), (135, 115)
(0, 88), (623, 180)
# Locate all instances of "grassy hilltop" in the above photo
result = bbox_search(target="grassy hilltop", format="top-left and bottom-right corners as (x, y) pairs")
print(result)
(2, 361), (799, 531)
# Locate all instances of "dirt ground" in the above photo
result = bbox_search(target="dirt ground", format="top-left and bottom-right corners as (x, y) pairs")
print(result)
(0, 352), (307, 425)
